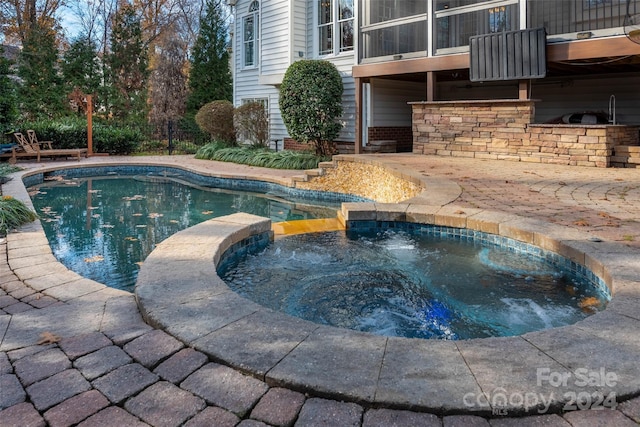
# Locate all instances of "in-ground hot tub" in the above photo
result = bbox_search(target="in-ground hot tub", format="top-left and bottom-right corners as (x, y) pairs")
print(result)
(135, 205), (640, 416)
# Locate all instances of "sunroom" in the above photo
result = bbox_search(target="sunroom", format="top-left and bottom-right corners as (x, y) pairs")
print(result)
(353, 0), (640, 166)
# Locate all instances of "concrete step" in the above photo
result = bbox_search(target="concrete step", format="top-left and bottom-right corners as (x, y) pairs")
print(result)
(304, 168), (324, 177)
(364, 140), (397, 153)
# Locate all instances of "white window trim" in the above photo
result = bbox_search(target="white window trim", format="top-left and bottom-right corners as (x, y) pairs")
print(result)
(316, 0), (354, 57)
(242, 1), (260, 69)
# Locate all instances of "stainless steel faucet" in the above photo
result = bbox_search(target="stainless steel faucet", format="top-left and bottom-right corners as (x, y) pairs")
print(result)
(609, 94), (616, 125)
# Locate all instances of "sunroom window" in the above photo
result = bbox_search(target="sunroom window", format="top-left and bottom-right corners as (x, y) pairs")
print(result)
(359, 0), (428, 61)
(435, 0), (519, 52)
(318, 0), (354, 56)
(243, 1), (259, 68)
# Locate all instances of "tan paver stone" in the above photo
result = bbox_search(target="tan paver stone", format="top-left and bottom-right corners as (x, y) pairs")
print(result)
(0, 374), (27, 409)
(76, 406), (149, 427)
(25, 271), (82, 291)
(295, 398), (363, 427)
(0, 402), (46, 427)
(250, 387), (305, 427)
(376, 338), (483, 413)
(562, 408), (638, 426)
(124, 381), (206, 427)
(43, 389), (110, 427)
(26, 369), (91, 411)
(443, 415), (490, 427)
(183, 406), (240, 427)
(618, 395), (640, 423)
(44, 279), (105, 301)
(266, 327), (386, 403)
(91, 363), (158, 404)
(363, 408), (441, 426)
(13, 348), (71, 386)
(180, 362), (269, 417)
(123, 330), (184, 369)
(488, 414), (570, 426)
(7, 245), (52, 260)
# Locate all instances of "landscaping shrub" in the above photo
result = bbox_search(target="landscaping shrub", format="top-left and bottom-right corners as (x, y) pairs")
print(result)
(234, 101), (269, 147)
(0, 196), (37, 236)
(195, 100), (235, 144)
(16, 118), (140, 154)
(92, 125), (141, 154)
(195, 142), (327, 170)
(279, 60), (343, 157)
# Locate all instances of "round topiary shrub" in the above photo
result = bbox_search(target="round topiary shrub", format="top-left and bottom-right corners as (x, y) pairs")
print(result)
(195, 100), (236, 144)
(279, 60), (343, 157)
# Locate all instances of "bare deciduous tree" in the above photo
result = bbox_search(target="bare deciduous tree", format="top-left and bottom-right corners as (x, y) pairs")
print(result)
(149, 23), (188, 136)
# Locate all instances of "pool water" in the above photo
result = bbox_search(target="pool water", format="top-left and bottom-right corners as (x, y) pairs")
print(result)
(28, 176), (338, 292)
(220, 229), (608, 340)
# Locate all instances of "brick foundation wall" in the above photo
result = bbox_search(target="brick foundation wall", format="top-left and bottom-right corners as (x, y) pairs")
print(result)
(368, 127), (413, 152)
(284, 138), (312, 151)
(411, 100), (640, 168)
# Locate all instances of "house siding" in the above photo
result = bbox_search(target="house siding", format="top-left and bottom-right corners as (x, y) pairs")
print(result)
(232, 0), (357, 146)
(370, 79), (425, 127)
(260, 0), (290, 76)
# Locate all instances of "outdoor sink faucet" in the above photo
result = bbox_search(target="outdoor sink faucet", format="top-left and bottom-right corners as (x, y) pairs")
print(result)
(609, 94), (616, 125)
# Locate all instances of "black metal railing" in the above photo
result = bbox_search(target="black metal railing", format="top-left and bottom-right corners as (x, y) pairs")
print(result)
(528, 0), (637, 35)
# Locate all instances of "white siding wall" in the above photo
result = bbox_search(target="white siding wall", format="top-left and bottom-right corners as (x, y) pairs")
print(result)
(260, 0), (290, 76)
(232, 0), (358, 145)
(292, 2), (307, 62)
(370, 79), (425, 127)
(232, 0), (291, 146)
(330, 54), (357, 141)
(306, 1), (357, 141)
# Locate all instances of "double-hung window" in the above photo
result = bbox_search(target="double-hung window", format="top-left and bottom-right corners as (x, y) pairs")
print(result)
(318, 0), (354, 56)
(243, 1), (259, 68)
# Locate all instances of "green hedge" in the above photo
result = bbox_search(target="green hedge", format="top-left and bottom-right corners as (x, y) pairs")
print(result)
(15, 118), (141, 155)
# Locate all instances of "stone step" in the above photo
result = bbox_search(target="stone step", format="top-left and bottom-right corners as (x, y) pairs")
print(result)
(304, 168), (324, 177)
(364, 140), (397, 153)
(318, 161), (336, 169)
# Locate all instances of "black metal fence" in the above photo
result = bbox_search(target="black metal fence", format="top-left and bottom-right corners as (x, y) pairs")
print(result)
(528, 0), (638, 35)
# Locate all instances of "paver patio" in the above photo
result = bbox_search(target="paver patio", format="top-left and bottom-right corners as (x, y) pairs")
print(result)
(1, 154), (639, 426)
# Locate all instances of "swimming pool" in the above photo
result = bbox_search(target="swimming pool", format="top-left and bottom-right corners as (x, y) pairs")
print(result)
(26, 166), (358, 291)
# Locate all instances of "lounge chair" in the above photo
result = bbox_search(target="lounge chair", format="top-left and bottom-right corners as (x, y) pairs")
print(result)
(27, 129), (53, 150)
(0, 132), (88, 164)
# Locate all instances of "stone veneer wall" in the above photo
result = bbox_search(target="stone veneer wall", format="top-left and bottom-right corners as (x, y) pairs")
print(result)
(411, 100), (640, 168)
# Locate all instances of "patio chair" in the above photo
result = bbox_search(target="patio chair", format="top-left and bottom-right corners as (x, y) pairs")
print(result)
(26, 130), (53, 150)
(0, 131), (88, 164)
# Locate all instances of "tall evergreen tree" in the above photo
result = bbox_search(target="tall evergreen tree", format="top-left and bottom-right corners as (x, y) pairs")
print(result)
(107, 1), (149, 121)
(17, 23), (66, 120)
(62, 35), (101, 99)
(186, 0), (232, 118)
(0, 46), (18, 133)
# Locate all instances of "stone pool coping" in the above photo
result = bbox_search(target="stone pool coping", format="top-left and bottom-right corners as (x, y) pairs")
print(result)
(4, 157), (640, 416)
(135, 206), (640, 416)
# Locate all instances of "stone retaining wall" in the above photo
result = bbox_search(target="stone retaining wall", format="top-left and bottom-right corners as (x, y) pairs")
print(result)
(411, 100), (640, 168)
